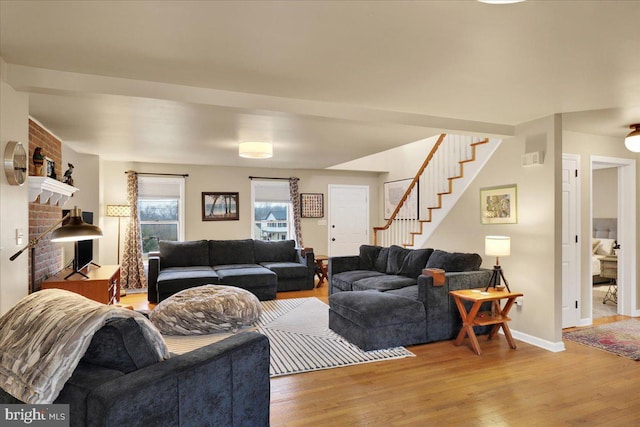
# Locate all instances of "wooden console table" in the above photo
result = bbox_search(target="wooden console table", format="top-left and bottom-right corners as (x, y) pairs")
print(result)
(450, 288), (523, 355)
(42, 264), (121, 305)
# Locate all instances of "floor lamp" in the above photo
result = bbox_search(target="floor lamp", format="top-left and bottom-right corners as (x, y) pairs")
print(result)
(484, 235), (511, 292)
(106, 204), (131, 264)
(10, 206), (103, 291)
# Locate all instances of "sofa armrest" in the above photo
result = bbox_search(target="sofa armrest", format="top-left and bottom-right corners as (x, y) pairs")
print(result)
(328, 256), (360, 295)
(417, 269), (492, 342)
(86, 332), (270, 427)
(147, 252), (160, 304)
(297, 248), (316, 288)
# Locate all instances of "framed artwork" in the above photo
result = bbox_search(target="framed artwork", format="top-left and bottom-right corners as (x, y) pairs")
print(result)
(480, 184), (517, 224)
(301, 193), (324, 218)
(45, 157), (55, 178)
(202, 192), (239, 221)
(384, 178), (418, 220)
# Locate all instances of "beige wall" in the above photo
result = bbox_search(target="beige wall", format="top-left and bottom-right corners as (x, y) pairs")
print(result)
(421, 115), (561, 344)
(98, 160), (381, 265)
(592, 167), (618, 218)
(0, 58), (30, 315)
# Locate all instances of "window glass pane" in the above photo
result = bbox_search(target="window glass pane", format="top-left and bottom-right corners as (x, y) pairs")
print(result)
(140, 224), (178, 252)
(139, 199), (179, 221)
(254, 202), (290, 241)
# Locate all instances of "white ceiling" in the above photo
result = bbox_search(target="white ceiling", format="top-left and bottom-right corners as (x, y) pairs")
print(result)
(1, 1), (639, 169)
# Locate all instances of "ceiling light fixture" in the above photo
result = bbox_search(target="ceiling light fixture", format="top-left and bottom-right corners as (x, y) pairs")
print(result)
(239, 142), (273, 159)
(624, 124), (640, 153)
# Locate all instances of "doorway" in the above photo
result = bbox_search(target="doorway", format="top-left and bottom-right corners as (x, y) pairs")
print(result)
(328, 185), (369, 256)
(590, 156), (636, 319)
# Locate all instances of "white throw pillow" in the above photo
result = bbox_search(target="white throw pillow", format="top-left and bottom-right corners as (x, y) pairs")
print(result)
(595, 238), (615, 256)
(592, 238), (601, 255)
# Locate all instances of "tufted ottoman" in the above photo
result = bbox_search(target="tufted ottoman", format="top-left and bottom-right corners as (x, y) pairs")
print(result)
(149, 284), (262, 335)
(329, 291), (427, 351)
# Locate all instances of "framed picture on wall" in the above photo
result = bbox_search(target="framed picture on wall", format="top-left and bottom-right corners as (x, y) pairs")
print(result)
(202, 192), (239, 221)
(383, 178), (418, 220)
(301, 193), (324, 218)
(45, 157), (55, 178)
(480, 184), (517, 224)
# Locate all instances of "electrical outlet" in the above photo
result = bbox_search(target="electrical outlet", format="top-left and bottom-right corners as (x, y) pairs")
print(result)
(515, 296), (524, 306)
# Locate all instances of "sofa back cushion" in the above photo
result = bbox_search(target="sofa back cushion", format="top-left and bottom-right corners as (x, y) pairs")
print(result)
(358, 245), (382, 270)
(398, 248), (434, 278)
(425, 249), (482, 272)
(386, 245), (410, 275)
(209, 239), (255, 265)
(254, 240), (296, 263)
(374, 247), (389, 273)
(81, 318), (161, 373)
(160, 240), (209, 268)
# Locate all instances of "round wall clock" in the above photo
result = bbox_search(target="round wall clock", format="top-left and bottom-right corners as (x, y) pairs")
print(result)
(3, 141), (28, 186)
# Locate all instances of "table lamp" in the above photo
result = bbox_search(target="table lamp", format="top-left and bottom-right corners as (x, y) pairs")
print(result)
(485, 235), (511, 292)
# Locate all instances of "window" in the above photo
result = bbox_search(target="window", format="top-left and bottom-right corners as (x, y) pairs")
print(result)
(138, 177), (185, 258)
(251, 180), (293, 241)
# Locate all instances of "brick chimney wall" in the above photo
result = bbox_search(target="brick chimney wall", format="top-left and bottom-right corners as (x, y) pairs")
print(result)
(28, 119), (64, 292)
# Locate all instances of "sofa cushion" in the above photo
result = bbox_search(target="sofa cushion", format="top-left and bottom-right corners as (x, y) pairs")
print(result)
(398, 248), (433, 278)
(209, 239), (255, 266)
(212, 264), (261, 271)
(81, 318), (161, 373)
(425, 250), (482, 272)
(254, 240), (296, 263)
(150, 285), (262, 335)
(329, 291), (425, 328)
(386, 245), (410, 275)
(160, 240), (209, 268)
(374, 247), (390, 273)
(353, 275), (417, 292)
(386, 284), (419, 300)
(358, 245), (382, 270)
(332, 270), (386, 293)
(260, 262), (308, 279)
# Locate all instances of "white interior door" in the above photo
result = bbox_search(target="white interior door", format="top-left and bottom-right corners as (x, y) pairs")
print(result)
(328, 185), (369, 256)
(562, 154), (580, 328)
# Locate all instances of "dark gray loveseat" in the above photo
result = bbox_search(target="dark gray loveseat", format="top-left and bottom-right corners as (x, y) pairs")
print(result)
(0, 318), (270, 427)
(148, 239), (315, 303)
(328, 245), (491, 348)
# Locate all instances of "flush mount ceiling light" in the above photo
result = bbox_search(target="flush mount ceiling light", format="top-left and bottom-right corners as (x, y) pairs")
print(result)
(625, 124), (640, 153)
(478, 0), (526, 3)
(239, 142), (273, 159)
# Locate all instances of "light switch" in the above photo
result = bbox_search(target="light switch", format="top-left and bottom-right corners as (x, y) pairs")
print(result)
(16, 228), (24, 245)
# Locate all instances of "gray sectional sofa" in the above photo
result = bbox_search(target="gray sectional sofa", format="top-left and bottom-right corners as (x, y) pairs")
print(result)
(148, 239), (315, 303)
(328, 245), (491, 349)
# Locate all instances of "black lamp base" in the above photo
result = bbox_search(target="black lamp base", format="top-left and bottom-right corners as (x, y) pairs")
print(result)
(485, 265), (511, 292)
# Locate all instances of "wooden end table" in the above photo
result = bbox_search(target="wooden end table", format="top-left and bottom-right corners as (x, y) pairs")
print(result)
(314, 255), (328, 287)
(42, 264), (121, 305)
(449, 288), (523, 355)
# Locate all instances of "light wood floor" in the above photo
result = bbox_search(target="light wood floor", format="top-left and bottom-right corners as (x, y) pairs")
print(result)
(121, 285), (639, 426)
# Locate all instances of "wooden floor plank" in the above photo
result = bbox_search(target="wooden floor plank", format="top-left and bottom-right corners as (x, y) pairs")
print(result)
(121, 282), (639, 426)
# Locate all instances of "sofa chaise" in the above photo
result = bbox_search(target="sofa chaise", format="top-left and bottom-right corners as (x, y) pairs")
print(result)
(148, 239), (315, 303)
(328, 244), (492, 350)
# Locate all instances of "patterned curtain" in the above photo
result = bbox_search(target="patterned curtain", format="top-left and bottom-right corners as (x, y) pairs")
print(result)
(121, 171), (147, 290)
(289, 177), (303, 247)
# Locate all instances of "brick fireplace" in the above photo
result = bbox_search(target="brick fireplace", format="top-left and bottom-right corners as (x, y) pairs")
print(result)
(28, 119), (64, 292)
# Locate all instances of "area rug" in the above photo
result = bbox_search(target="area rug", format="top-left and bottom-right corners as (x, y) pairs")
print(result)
(163, 297), (415, 377)
(563, 319), (640, 360)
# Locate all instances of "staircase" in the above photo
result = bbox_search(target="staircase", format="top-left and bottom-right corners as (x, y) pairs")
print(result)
(373, 133), (501, 248)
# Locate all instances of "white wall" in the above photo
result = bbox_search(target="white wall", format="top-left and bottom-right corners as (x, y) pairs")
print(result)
(0, 58), (30, 315)
(420, 115), (561, 345)
(592, 167), (617, 218)
(98, 160), (381, 265)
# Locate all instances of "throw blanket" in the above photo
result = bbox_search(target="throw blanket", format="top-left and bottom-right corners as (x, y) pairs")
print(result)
(0, 289), (170, 404)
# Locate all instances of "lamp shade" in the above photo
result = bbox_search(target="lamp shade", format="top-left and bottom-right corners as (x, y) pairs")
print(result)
(485, 236), (510, 257)
(239, 142), (273, 159)
(106, 204), (131, 217)
(51, 207), (103, 242)
(624, 124), (640, 153)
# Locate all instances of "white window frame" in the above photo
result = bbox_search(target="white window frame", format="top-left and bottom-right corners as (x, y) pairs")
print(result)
(138, 176), (185, 253)
(250, 180), (294, 241)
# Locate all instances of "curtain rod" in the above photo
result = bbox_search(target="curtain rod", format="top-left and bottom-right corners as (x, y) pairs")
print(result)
(126, 171), (189, 177)
(248, 176), (297, 181)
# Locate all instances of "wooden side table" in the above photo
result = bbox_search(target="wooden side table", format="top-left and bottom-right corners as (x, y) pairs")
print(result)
(449, 288), (523, 355)
(42, 264), (121, 305)
(314, 255), (328, 287)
